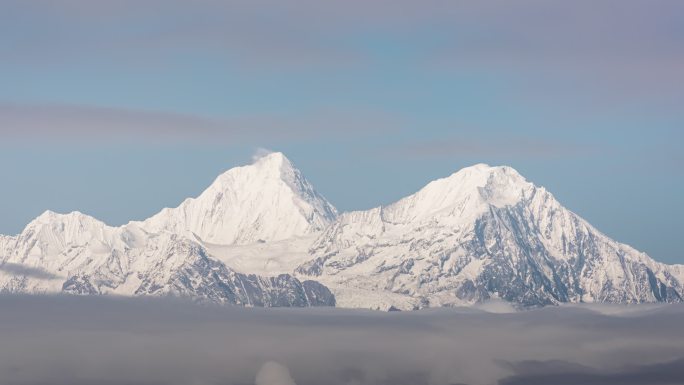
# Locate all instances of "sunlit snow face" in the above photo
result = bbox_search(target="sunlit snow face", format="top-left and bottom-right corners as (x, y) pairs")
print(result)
(0, 295), (682, 385)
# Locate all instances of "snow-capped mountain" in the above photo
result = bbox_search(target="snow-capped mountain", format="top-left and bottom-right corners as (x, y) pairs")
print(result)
(0, 153), (336, 306)
(141, 151), (338, 245)
(1, 154), (682, 310)
(298, 164), (684, 309)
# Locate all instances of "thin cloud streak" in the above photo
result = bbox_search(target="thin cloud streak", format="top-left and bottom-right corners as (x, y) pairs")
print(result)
(4, 1), (682, 75)
(0, 263), (58, 280)
(4, 0), (682, 85)
(0, 103), (402, 146)
(399, 137), (597, 160)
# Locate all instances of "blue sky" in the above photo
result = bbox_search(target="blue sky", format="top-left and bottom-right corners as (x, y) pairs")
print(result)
(1, 0), (682, 263)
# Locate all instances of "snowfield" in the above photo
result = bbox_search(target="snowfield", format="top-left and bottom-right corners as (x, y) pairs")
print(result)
(1, 152), (682, 309)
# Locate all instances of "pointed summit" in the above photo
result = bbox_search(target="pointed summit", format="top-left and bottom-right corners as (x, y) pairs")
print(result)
(2, 153), (684, 309)
(303, 163), (684, 309)
(453, 164), (532, 208)
(252, 151), (289, 168)
(244, 151), (292, 178)
(142, 152), (337, 245)
(212, 151), (290, 185)
(445, 164), (529, 191)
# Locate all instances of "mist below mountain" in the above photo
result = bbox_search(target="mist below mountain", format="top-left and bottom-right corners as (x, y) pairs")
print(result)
(0, 295), (682, 385)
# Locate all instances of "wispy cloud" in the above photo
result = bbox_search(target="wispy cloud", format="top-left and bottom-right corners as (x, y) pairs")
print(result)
(398, 136), (597, 160)
(1, 0), (367, 70)
(0, 263), (58, 280)
(4, 0), (682, 75)
(0, 103), (401, 146)
(0, 103), (226, 143)
(251, 147), (275, 163)
(4, 0), (682, 84)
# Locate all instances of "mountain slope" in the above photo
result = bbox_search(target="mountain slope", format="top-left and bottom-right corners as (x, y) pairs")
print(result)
(297, 164), (684, 309)
(0, 210), (335, 306)
(1, 157), (682, 310)
(0, 153), (337, 306)
(140, 152), (337, 245)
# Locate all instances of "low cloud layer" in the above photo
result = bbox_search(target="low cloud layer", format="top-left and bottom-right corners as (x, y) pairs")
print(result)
(0, 263), (58, 280)
(0, 296), (682, 385)
(255, 362), (297, 385)
(500, 358), (684, 385)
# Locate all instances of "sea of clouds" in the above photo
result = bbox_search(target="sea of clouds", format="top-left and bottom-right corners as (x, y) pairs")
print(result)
(0, 295), (682, 385)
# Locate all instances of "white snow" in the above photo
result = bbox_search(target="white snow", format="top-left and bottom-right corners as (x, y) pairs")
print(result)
(0, 155), (682, 310)
(138, 152), (337, 245)
(205, 235), (316, 275)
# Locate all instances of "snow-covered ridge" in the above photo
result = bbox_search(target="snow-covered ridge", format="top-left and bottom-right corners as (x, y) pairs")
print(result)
(139, 152), (338, 245)
(382, 164), (533, 224)
(299, 163), (684, 309)
(0, 153), (336, 306)
(1, 155), (682, 310)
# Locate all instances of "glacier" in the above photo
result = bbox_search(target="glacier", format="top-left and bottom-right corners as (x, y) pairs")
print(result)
(1, 153), (682, 309)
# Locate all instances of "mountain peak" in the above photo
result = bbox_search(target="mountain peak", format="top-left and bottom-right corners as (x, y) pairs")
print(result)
(251, 152), (294, 173)
(3, 153), (684, 309)
(252, 151), (290, 168)
(451, 164), (533, 210)
(212, 151), (294, 187)
(31, 210), (101, 227)
(448, 164), (531, 200)
(381, 164), (534, 223)
(142, 152), (337, 245)
(453, 163), (525, 183)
